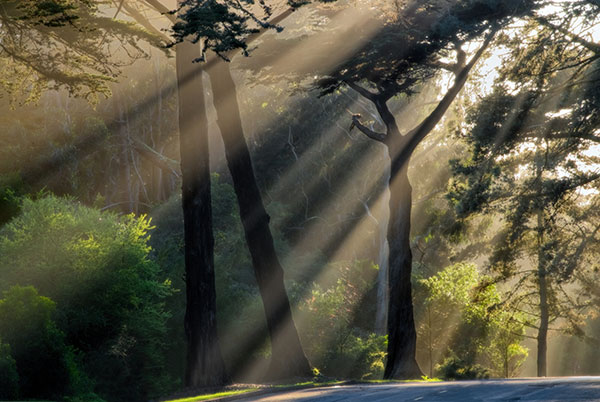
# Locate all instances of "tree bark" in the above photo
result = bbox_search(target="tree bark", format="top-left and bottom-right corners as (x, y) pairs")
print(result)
(383, 150), (423, 379)
(206, 58), (311, 380)
(537, 209), (549, 377)
(375, 147), (390, 336)
(349, 33), (496, 379)
(176, 38), (227, 387)
(537, 258), (549, 377)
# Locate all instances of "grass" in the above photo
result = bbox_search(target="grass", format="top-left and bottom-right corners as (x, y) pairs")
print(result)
(164, 388), (259, 402)
(163, 376), (442, 402)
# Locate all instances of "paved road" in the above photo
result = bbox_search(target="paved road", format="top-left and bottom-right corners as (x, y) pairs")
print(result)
(236, 377), (600, 401)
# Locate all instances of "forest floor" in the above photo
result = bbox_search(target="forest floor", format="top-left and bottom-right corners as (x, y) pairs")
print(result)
(178, 377), (600, 401)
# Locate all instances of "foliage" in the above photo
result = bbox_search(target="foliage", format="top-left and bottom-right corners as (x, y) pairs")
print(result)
(0, 339), (19, 399)
(481, 310), (528, 378)
(416, 263), (527, 378)
(0, 285), (89, 400)
(170, 0), (337, 61)
(298, 260), (385, 379)
(0, 0), (165, 105)
(436, 355), (489, 380)
(317, 0), (539, 96)
(447, 15), (600, 369)
(0, 195), (171, 401)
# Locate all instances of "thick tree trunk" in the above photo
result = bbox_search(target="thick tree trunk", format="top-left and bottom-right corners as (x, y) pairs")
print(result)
(383, 150), (423, 379)
(206, 59), (311, 380)
(176, 39), (227, 387)
(375, 147), (391, 336)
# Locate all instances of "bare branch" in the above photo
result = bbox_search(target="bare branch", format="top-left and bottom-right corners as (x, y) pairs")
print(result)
(350, 114), (387, 142)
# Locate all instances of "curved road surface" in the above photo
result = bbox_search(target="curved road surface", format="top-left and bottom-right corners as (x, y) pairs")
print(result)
(236, 377), (600, 401)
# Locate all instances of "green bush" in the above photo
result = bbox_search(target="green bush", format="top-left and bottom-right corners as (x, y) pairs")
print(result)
(437, 355), (490, 380)
(0, 195), (171, 401)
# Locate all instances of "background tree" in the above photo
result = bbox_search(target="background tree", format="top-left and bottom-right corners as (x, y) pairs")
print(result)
(449, 5), (600, 373)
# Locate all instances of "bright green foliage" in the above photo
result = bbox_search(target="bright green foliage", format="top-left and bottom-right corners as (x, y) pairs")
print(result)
(0, 195), (171, 401)
(298, 260), (386, 379)
(481, 311), (528, 378)
(416, 263), (527, 378)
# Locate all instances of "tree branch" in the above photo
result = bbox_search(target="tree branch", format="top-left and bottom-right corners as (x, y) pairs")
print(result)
(345, 80), (378, 102)
(536, 16), (600, 54)
(350, 114), (387, 142)
(393, 27), (498, 165)
(132, 139), (181, 178)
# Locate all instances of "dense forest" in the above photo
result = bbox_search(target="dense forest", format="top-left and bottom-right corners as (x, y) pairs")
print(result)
(2, 0), (600, 401)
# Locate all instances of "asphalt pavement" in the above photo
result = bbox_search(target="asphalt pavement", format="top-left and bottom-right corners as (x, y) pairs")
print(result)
(234, 377), (600, 401)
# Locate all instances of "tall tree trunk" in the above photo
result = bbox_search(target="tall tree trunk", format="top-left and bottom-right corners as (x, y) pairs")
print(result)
(537, 255), (549, 377)
(375, 147), (390, 335)
(383, 151), (423, 379)
(537, 209), (548, 377)
(176, 38), (227, 387)
(534, 156), (549, 378)
(206, 59), (311, 380)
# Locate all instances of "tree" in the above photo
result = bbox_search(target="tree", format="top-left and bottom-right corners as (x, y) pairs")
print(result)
(152, 0), (323, 379)
(0, 0), (162, 105)
(205, 57), (312, 378)
(317, 0), (538, 378)
(417, 263), (528, 379)
(448, 5), (600, 374)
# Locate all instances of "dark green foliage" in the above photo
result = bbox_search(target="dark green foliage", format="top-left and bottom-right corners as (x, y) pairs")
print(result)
(0, 340), (19, 399)
(298, 260), (385, 378)
(0, 195), (171, 401)
(169, 0), (271, 61)
(437, 355), (489, 380)
(0, 286), (77, 400)
(169, 0), (336, 61)
(317, 0), (539, 96)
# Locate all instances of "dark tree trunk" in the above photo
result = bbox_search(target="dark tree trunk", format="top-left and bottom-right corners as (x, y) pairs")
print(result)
(206, 59), (311, 380)
(176, 39), (227, 388)
(375, 148), (390, 336)
(383, 149), (423, 379)
(535, 168), (548, 378)
(537, 259), (549, 377)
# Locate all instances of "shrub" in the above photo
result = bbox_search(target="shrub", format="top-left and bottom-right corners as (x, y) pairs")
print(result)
(298, 260), (384, 379)
(0, 195), (171, 401)
(437, 355), (490, 380)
